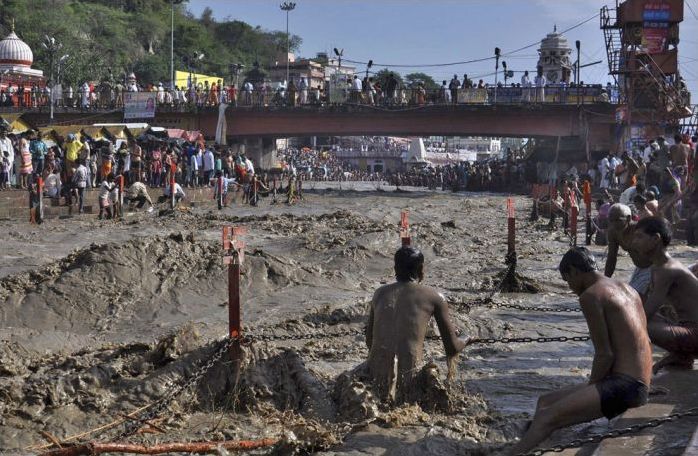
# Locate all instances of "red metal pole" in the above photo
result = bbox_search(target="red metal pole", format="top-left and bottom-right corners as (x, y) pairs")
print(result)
(223, 226), (246, 361)
(400, 210), (410, 246)
(119, 174), (125, 218)
(170, 162), (176, 209)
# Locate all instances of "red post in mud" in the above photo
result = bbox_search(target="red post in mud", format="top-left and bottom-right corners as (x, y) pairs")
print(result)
(169, 162), (176, 209)
(31, 177), (44, 224)
(118, 174), (125, 218)
(223, 226), (246, 360)
(583, 181), (592, 245)
(400, 210), (410, 246)
(217, 173), (224, 210)
(507, 198), (515, 256)
(570, 190), (579, 246)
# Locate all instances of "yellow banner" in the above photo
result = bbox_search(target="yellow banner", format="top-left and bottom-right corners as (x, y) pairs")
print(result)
(175, 70), (224, 89)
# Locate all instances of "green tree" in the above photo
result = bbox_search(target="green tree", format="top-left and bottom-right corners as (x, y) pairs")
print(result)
(374, 69), (403, 89)
(0, 0), (305, 87)
(404, 72), (438, 89)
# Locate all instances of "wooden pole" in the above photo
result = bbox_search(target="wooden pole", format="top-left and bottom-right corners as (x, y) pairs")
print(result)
(37, 438), (279, 456)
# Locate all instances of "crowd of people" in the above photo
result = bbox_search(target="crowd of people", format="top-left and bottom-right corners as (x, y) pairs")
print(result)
(0, 71), (616, 112)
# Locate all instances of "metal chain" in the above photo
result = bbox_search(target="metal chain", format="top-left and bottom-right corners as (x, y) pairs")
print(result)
(469, 335), (591, 345)
(114, 335), (239, 440)
(488, 301), (582, 313)
(451, 261), (582, 314)
(112, 328), (367, 440)
(520, 406), (698, 456)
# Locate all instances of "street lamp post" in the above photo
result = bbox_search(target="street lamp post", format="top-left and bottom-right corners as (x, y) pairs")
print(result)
(170, 0), (185, 90)
(280, 2), (296, 86)
(502, 61), (508, 87)
(42, 35), (62, 120)
(494, 47), (501, 104)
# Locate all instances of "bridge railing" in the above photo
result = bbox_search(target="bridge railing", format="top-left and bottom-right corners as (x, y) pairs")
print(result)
(0, 84), (615, 115)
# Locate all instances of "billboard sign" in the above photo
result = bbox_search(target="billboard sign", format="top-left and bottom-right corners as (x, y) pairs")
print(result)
(124, 92), (156, 119)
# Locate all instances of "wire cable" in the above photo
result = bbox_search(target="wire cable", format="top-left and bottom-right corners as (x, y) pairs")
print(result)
(341, 12), (600, 69)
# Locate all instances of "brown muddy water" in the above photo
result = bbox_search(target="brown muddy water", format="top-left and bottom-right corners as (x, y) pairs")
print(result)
(1, 183), (696, 455)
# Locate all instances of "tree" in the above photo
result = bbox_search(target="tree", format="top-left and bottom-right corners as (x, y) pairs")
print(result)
(404, 72), (438, 90)
(375, 69), (403, 89)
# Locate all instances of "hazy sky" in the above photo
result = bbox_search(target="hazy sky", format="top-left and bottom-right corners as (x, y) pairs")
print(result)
(187, 0), (698, 95)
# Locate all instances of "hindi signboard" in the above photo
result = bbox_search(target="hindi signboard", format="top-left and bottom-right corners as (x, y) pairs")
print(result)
(642, 2), (671, 54)
(124, 92), (156, 120)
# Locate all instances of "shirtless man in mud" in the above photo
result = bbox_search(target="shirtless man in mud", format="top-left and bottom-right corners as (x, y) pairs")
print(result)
(512, 247), (651, 455)
(631, 216), (698, 373)
(604, 203), (653, 298)
(365, 246), (468, 402)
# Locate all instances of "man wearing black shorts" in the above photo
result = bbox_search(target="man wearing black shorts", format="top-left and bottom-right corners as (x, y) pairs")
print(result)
(511, 247), (652, 454)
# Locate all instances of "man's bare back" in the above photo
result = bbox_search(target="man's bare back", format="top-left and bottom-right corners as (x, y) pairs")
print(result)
(647, 258), (698, 323)
(670, 141), (690, 168)
(581, 277), (652, 386)
(633, 216), (698, 372)
(365, 247), (465, 402)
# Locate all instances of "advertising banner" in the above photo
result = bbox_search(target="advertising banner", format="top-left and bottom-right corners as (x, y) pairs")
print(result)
(124, 92), (156, 119)
(642, 2), (671, 53)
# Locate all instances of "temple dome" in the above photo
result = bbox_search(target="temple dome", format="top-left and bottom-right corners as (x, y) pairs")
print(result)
(539, 25), (572, 52)
(0, 30), (33, 67)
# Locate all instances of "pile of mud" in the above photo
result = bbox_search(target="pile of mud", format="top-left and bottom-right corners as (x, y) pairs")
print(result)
(1, 323), (500, 453)
(0, 230), (370, 342)
(0, 233), (222, 334)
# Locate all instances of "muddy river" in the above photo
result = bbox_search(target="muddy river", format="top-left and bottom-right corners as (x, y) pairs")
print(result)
(1, 183), (696, 455)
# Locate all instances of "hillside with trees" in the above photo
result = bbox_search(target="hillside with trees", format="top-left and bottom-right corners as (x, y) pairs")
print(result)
(0, 0), (302, 86)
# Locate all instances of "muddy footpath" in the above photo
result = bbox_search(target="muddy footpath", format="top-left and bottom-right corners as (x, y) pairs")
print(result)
(1, 184), (696, 455)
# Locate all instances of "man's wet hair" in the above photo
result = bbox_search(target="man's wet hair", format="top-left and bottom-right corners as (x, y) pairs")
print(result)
(559, 247), (598, 275)
(636, 216), (672, 247)
(394, 246), (424, 282)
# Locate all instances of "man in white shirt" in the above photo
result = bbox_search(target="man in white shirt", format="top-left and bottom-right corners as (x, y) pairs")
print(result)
(521, 71), (532, 102)
(534, 68), (546, 103)
(352, 76), (362, 103)
(163, 181), (186, 206)
(599, 154), (612, 189)
(0, 126), (14, 187)
(190, 151), (200, 187)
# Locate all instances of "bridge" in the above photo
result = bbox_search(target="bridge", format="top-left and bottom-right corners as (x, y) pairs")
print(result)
(14, 93), (619, 169)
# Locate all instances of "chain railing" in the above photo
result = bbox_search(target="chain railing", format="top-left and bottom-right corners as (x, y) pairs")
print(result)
(520, 406), (698, 456)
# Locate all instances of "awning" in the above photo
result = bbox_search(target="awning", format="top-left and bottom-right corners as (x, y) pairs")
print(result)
(81, 126), (109, 140)
(166, 128), (186, 139)
(0, 113), (32, 135)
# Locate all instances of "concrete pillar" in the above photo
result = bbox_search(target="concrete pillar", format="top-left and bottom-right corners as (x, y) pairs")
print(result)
(243, 137), (277, 171)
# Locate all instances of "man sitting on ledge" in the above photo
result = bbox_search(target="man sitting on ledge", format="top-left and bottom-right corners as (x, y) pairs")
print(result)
(512, 247), (651, 455)
(631, 216), (698, 373)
